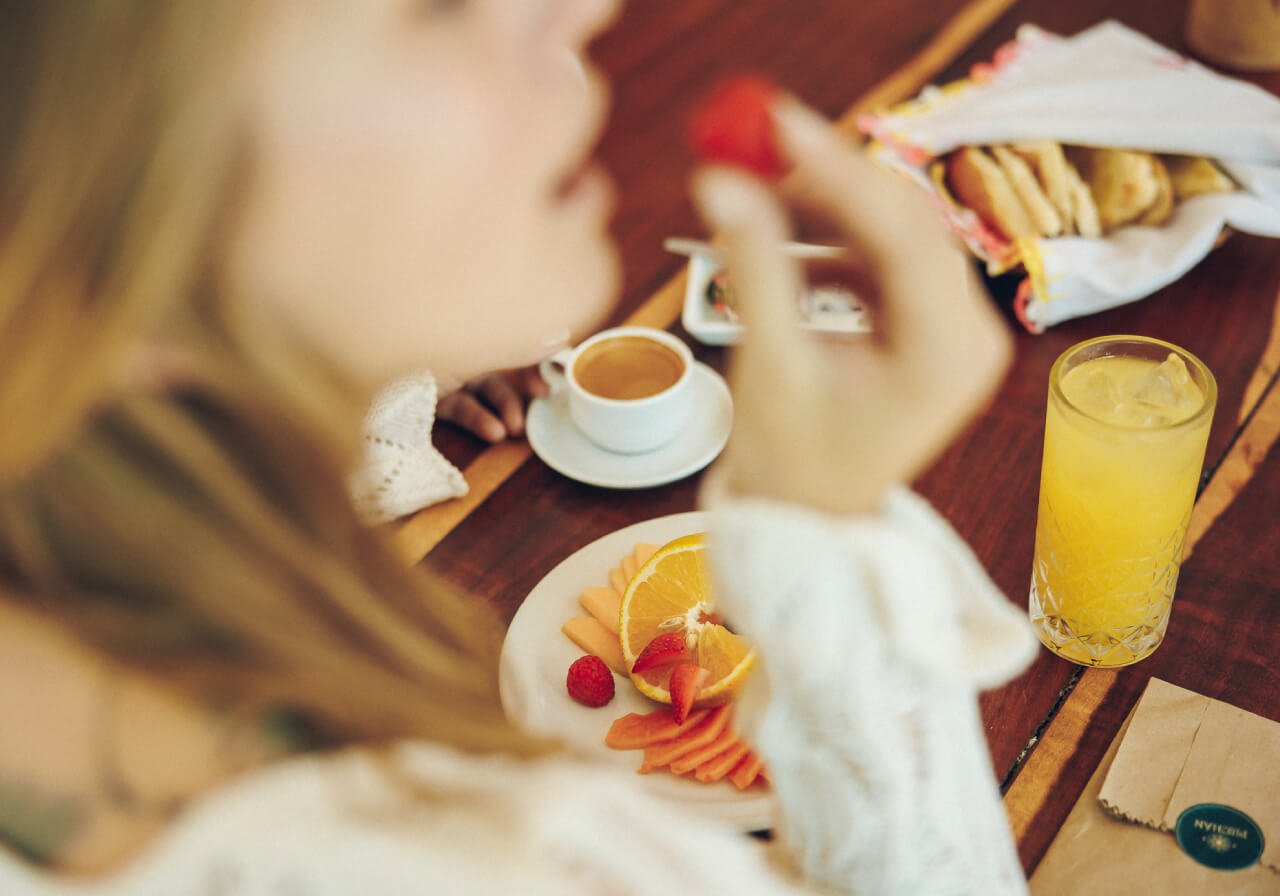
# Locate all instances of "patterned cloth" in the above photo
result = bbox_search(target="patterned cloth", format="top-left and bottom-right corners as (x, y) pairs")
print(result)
(349, 371), (467, 524)
(860, 21), (1280, 332)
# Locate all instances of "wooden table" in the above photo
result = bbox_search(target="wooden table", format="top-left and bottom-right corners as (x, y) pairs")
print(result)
(408, 0), (1280, 878)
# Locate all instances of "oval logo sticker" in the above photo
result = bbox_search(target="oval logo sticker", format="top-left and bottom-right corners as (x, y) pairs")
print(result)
(1175, 803), (1265, 871)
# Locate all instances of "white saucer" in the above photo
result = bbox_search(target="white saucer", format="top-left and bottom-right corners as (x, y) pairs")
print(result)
(526, 362), (732, 489)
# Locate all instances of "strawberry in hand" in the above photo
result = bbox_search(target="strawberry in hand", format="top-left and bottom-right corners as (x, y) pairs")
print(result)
(688, 74), (788, 180)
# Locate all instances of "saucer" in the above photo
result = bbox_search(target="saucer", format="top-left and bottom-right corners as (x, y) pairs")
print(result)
(526, 362), (732, 489)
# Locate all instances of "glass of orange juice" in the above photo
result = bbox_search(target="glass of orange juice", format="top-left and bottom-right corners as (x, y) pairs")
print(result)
(1029, 335), (1217, 667)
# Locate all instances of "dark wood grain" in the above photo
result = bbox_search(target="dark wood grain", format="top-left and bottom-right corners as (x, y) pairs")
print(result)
(420, 0), (1280, 873)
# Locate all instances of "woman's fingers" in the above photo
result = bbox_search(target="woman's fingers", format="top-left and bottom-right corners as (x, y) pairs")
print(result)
(477, 373), (527, 436)
(508, 365), (550, 400)
(437, 390), (506, 443)
(772, 99), (963, 355)
(691, 167), (809, 385)
(439, 367), (549, 442)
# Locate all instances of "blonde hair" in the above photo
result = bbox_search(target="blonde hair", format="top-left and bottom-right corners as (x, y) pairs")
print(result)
(0, 3), (539, 756)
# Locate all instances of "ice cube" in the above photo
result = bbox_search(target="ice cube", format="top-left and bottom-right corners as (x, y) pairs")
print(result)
(1106, 400), (1170, 428)
(1070, 367), (1120, 419)
(1128, 353), (1202, 423)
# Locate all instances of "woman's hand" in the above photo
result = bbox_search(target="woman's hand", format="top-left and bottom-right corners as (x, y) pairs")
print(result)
(437, 366), (549, 443)
(691, 99), (1012, 516)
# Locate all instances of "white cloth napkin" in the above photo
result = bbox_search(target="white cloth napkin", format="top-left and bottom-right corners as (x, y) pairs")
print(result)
(860, 21), (1280, 332)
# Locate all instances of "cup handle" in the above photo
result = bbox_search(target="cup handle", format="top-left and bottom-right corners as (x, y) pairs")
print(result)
(538, 348), (573, 394)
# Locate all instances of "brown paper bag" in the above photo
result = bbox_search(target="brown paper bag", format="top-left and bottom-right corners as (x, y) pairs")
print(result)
(1031, 678), (1278, 894)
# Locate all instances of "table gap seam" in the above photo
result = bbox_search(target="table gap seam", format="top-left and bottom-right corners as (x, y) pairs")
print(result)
(999, 666), (1084, 794)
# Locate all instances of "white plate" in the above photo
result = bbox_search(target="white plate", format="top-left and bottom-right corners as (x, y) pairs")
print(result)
(682, 250), (872, 346)
(499, 512), (776, 832)
(526, 362), (732, 489)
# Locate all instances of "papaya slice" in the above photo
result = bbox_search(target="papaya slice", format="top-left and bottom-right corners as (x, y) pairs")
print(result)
(695, 741), (752, 783)
(604, 708), (707, 751)
(670, 728), (738, 776)
(728, 751), (764, 789)
(639, 704), (732, 772)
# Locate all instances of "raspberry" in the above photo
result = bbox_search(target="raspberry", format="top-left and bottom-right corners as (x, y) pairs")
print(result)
(566, 655), (616, 708)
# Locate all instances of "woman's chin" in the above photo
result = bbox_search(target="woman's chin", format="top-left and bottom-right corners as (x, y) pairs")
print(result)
(577, 236), (622, 331)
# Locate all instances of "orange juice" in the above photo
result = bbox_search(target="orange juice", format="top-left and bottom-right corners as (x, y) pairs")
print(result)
(1029, 337), (1216, 667)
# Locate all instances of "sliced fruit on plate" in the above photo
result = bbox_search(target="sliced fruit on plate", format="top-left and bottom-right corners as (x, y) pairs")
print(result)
(695, 740), (752, 783)
(561, 616), (626, 674)
(605, 707), (709, 750)
(728, 752), (764, 790)
(669, 727), (739, 776)
(633, 542), (659, 568)
(668, 662), (709, 724)
(578, 586), (622, 635)
(640, 703), (732, 772)
(630, 632), (692, 674)
(619, 533), (756, 710)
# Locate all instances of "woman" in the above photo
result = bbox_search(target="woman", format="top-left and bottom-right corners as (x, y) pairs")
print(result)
(0, 1), (1034, 892)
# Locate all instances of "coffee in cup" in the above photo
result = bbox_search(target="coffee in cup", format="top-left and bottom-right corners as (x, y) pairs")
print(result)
(572, 335), (685, 401)
(539, 327), (695, 454)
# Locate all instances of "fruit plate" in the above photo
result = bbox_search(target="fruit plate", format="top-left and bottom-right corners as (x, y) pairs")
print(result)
(499, 511), (777, 832)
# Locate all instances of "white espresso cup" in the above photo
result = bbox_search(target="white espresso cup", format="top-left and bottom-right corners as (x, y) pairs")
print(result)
(538, 326), (695, 454)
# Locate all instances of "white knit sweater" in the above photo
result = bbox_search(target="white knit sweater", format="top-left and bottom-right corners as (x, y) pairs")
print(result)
(0, 482), (1037, 894)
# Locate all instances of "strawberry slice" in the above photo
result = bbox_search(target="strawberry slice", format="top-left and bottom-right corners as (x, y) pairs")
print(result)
(668, 662), (709, 724)
(630, 632), (691, 674)
(687, 73), (787, 179)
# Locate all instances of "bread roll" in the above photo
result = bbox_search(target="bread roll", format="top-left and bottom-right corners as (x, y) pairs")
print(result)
(1160, 155), (1236, 199)
(1011, 141), (1075, 229)
(991, 145), (1064, 237)
(947, 146), (1038, 241)
(1135, 156), (1174, 227)
(1065, 147), (1163, 232)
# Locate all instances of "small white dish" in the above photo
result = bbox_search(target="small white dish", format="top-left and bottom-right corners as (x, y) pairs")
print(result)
(526, 362), (732, 489)
(681, 249), (871, 346)
(499, 511), (776, 831)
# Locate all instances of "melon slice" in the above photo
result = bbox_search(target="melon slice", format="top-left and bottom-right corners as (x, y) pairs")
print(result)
(578, 587), (622, 635)
(561, 616), (625, 674)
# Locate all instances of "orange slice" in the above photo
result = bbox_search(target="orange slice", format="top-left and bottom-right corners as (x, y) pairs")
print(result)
(618, 533), (755, 708)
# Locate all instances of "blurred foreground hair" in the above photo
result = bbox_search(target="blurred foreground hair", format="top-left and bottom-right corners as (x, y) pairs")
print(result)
(0, 2), (540, 757)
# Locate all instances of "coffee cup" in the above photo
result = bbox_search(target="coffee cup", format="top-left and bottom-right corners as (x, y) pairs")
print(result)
(538, 326), (695, 454)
